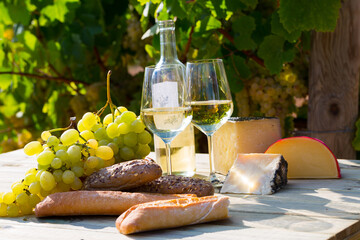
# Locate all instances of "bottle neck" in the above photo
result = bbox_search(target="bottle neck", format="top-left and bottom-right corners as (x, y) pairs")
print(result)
(159, 25), (180, 64)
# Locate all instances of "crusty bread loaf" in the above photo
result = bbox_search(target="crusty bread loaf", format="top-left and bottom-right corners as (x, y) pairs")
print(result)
(128, 175), (214, 197)
(116, 196), (230, 234)
(35, 191), (195, 217)
(83, 159), (162, 191)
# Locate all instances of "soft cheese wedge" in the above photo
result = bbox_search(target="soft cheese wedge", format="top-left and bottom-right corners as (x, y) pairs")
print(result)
(220, 153), (288, 195)
(265, 137), (341, 179)
(213, 117), (282, 175)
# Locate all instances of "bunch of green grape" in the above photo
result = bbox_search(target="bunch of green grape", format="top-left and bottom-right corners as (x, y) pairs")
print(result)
(248, 65), (307, 120)
(0, 107), (152, 217)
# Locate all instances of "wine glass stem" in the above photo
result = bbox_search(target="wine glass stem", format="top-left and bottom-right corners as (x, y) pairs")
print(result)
(165, 142), (173, 175)
(207, 135), (215, 176)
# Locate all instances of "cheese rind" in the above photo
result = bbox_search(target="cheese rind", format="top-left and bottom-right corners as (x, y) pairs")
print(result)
(265, 137), (341, 179)
(220, 153), (288, 195)
(213, 117), (282, 175)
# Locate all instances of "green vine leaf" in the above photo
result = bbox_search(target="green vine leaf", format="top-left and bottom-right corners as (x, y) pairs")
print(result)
(232, 15), (256, 50)
(271, 11), (300, 43)
(279, 0), (341, 33)
(258, 35), (295, 74)
(194, 16), (222, 32)
(41, 0), (80, 23)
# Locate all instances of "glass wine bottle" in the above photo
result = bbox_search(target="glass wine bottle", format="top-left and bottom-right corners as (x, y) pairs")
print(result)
(153, 20), (196, 177)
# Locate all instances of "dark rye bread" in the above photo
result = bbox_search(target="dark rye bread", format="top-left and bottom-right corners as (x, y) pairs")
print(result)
(83, 159), (162, 191)
(128, 175), (214, 197)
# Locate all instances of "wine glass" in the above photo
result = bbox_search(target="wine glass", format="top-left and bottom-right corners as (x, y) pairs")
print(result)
(186, 59), (233, 186)
(140, 65), (192, 175)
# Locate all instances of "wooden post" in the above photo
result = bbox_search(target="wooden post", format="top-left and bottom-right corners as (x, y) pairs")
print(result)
(308, 0), (360, 159)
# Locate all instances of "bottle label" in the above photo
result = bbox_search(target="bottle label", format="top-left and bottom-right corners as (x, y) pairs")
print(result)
(152, 82), (179, 108)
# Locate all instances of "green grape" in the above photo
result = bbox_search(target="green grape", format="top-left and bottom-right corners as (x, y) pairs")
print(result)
(96, 146), (114, 160)
(119, 146), (135, 160)
(107, 142), (119, 155)
(51, 157), (63, 169)
(0, 192), (3, 203)
(137, 131), (152, 144)
(29, 194), (41, 207)
(16, 192), (29, 205)
(24, 141), (43, 156)
(106, 122), (119, 138)
(37, 164), (50, 170)
(98, 139), (109, 146)
(47, 135), (60, 147)
(84, 167), (95, 176)
(60, 129), (79, 146)
(119, 111), (137, 124)
(80, 130), (95, 143)
(67, 145), (82, 164)
(52, 170), (63, 183)
(25, 168), (37, 175)
(77, 119), (87, 132)
(87, 139), (98, 149)
(54, 144), (66, 152)
(41, 131), (51, 141)
(104, 157), (115, 167)
(19, 202), (33, 215)
(114, 116), (122, 124)
(136, 144), (151, 157)
(62, 170), (75, 184)
(56, 149), (69, 161)
(11, 182), (25, 195)
(103, 114), (113, 125)
(7, 203), (19, 217)
(94, 127), (107, 140)
(97, 158), (105, 169)
(91, 123), (102, 132)
(3, 192), (15, 204)
(130, 119), (145, 133)
(40, 188), (51, 198)
(86, 156), (99, 169)
(70, 177), (83, 190)
(40, 171), (56, 191)
(82, 112), (97, 129)
(0, 203), (7, 216)
(57, 182), (71, 192)
(118, 123), (130, 134)
(24, 173), (37, 185)
(29, 181), (41, 195)
(124, 132), (137, 147)
(37, 151), (55, 165)
(112, 136), (124, 147)
(43, 146), (52, 152)
(71, 166), (84, 177)
(115, 106), (128, 116)
(35, 170), (44, 181)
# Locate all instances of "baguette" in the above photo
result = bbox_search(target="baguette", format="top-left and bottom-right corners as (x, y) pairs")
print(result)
(35, 191), (195, 217)
(116, 195), (230, 234)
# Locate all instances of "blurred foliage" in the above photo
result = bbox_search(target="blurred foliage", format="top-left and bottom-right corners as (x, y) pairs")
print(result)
(0, 0), (341, 153)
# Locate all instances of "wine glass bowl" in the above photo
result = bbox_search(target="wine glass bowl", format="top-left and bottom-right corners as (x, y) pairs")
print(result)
(141, 65), (192, 175)
(186, 59), (233, 186)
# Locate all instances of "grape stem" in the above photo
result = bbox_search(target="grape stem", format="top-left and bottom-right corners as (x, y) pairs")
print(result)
(48, 117), (77, 134)
(96, 70), (117, 122)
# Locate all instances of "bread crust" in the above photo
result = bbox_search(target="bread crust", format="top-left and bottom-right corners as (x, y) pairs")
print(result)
(128, 175), (214, 197)
(115, 196), (230, 234)
(35, 191), (195, 217)
(83, 159), (162, 191)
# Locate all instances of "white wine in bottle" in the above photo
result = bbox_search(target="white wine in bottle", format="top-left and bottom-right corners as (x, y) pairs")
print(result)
(154, 124), (196, 176)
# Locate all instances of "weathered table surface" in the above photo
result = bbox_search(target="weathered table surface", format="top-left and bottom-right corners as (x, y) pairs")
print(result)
(0, 149), (360, 240)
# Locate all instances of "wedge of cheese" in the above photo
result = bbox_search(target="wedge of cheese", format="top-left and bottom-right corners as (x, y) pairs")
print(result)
(220, 153), (288, 195)
(213, 117), (282, 175)
(265, 137), (341, 179)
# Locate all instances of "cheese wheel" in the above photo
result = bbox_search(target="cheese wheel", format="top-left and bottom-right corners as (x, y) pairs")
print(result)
(213, 117), (282, 175)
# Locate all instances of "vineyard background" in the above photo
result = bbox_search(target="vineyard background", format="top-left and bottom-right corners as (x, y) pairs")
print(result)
(0, 0), (342, 153)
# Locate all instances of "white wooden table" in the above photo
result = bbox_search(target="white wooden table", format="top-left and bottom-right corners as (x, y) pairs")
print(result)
(1, 149), (360, 240)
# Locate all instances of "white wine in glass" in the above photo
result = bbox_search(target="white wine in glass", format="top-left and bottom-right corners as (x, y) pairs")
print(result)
(186, 59), (233, 186)
(141, 65), (192, 175)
